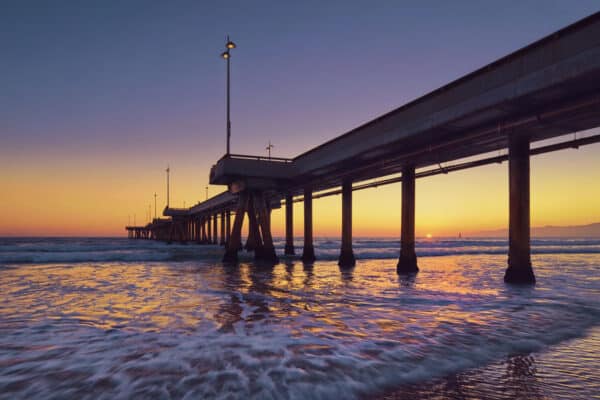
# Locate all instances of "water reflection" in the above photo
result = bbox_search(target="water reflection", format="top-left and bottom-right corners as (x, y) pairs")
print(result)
(398, 272), (417, 288)
(0, 254), (599, 399)
(339, 265), (355, 283)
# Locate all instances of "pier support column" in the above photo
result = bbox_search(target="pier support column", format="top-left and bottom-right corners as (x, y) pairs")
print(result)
(302, 187), (316, 263)
(338, 180), (356, 268)
(223, 193), (248, 263)
(397, 165), (419, 274)
(255, 193), (279, 264)
(246, 194), (265, 258)
(220, 211), (226, 246)
(200, 217), (206, 243)
(226, 211), (231, 245)
(207, 216), (212, 243)
(213, 214), (218, 244)
(505, 134), (535, 284)
(284, 194), (295, 255)
(196, 219), (202, 243)
(245, 208), (257, 252)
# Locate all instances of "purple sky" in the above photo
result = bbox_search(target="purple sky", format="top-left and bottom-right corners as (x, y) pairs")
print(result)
(3, 1), (599, 160)
(1, 1), (599, 235)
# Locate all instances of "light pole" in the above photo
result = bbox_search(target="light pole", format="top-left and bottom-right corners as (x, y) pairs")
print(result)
(154, 193), (157, 219)
(205, 186), (209, 200)
(165, 165), (170, 208)
(221, 36), (236, 155)
(266, 141), (274, 159)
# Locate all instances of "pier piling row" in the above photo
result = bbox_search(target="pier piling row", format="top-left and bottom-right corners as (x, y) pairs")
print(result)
(128, 13), (600, 284)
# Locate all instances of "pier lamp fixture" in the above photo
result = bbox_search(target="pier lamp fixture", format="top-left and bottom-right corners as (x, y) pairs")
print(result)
(221, 35), (236, 155)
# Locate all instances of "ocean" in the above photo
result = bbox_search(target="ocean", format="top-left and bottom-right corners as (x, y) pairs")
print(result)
(0, 237), (599, 399)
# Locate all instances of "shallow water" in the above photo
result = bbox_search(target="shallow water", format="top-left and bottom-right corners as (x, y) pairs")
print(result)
(0, 238), (599, 399)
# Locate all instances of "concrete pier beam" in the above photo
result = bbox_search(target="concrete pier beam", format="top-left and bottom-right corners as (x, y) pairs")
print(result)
(397, 165), (419, 274)
(302, 187), (316, 264)
(505, 134), (536, 284)
(213, 214), (218, 245)
(338, 180), (356, 268)
(223, 193), (248, 263)
(220, 211), (226, 245)
(284, 194), (295, 255)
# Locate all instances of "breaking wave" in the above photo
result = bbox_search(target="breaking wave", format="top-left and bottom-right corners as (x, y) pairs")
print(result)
(1, 237), (600, 265)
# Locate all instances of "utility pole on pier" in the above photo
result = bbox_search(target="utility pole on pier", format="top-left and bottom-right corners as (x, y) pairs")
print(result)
(166, 165), (170, 209)
(266, 141), (274, 158)
(221, 36), (236, 155)
(154, 193), (157, 219)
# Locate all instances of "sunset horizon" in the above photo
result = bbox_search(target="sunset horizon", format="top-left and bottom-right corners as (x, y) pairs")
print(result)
(2, 2), (600, 399)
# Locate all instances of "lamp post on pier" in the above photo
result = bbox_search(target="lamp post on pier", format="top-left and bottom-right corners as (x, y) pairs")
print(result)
(221, 36), (236, 156)
(166, 165), (170, 209)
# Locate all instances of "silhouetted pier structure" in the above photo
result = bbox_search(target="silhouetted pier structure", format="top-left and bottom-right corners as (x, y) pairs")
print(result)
(127, 13), (600, 284)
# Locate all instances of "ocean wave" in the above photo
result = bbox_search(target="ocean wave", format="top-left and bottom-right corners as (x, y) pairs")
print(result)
(2, 237), (600, 265)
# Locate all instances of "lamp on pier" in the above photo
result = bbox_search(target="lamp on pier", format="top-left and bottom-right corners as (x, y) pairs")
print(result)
(221, 35), (236, 155)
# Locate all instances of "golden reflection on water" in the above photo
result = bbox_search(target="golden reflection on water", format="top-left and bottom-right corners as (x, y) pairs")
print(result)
(0, 255), (593, 340)
(0, 255), (505, 337)
(1, 253), (599, 399)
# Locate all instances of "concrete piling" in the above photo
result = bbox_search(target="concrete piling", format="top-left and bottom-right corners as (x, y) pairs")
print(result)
(338, 180), (355, 268)
(397, 166), (419, 274)
(505, 134), (536, 284)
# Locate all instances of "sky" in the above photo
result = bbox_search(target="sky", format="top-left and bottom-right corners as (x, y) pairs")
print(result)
(1, 1), (599, 237)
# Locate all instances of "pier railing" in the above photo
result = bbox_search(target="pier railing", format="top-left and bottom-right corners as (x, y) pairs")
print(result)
(220, 153), (293, 163)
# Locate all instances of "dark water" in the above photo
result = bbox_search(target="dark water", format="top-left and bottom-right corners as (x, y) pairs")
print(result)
(0, 237), (599, 399)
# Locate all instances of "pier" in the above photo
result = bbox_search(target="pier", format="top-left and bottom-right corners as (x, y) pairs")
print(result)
(127, 13), (600, 284)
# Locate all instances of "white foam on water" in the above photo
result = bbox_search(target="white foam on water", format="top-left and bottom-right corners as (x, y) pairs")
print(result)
(2, 237), (600, 265)
(0, 239), (599, 399)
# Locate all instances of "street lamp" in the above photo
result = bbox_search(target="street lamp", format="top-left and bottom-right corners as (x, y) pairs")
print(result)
(165, 165), (170, 209)
(221, 35), (236, 155)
